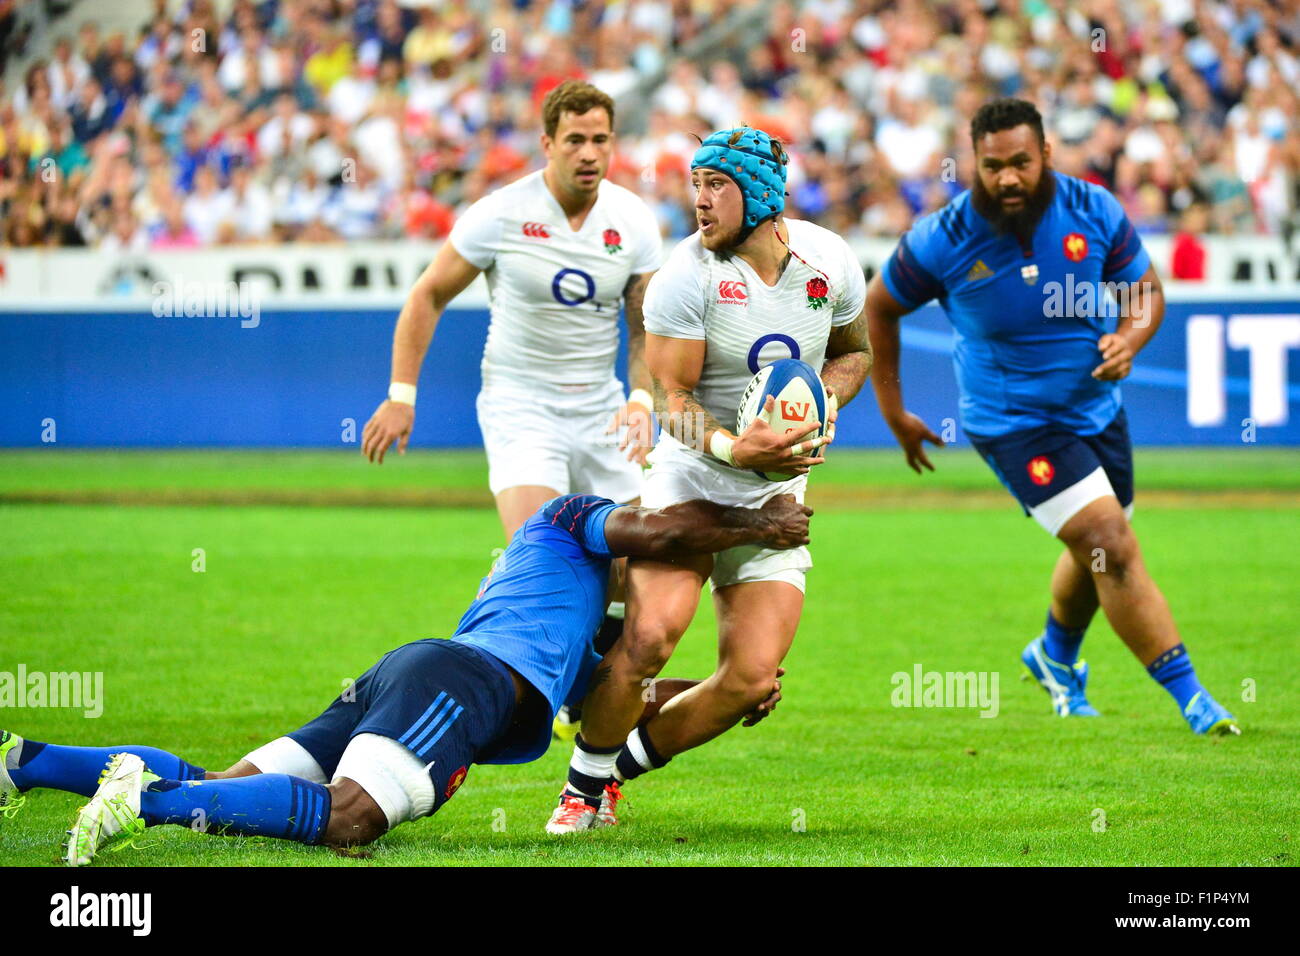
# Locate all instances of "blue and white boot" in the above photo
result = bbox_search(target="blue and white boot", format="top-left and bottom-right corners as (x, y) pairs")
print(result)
(1182, 690), (1241, 736)
(1021, 636), (1100, 716)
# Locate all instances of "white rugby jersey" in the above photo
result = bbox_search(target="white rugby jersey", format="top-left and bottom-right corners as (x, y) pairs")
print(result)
(644, 218), (867, 431)
(449, 169), (663, 386)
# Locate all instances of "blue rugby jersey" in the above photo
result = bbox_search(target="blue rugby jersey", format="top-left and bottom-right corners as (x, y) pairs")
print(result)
(451, 494), (616, 763)
(882, 171), (1150, 437)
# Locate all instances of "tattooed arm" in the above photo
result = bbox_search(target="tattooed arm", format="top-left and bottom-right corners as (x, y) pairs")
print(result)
(606, 272), (659, 465)
(603, 495), (812, 558)
(623, 272), (653, 395)
(821, 309), (873, 408)
(646, 332), (727, 453)
(646, 332), (825, 474)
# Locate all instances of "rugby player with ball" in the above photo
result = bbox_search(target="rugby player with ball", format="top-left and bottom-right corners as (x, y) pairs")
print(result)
(360, 81), (662, 737)
(546, 126), (873, 832)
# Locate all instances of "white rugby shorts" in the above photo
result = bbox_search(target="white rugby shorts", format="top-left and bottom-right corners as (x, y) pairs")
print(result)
(640, 434), (811, 592)
(476, 374), (644, 503)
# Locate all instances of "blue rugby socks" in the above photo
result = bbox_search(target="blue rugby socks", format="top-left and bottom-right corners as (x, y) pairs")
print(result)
(1042, 611), (1087, 665)
(8, 740), (205, 796)
(141, 774), (331, 845)
(1147, 644), (1205, 711)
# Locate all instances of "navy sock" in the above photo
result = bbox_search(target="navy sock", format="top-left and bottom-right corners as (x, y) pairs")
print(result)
(1146, 644), (1204, 711)
(141, 774), (331, 845)
(10, 741), (206, 796)
(566, 734), (620, 806)
(1042, 611), (1087, 665)
(615, 725), (670, 782)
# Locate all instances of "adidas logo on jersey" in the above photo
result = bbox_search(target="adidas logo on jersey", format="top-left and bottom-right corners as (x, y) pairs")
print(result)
(966, 259), (994, 282)
(716, 280), (748, 305)
(522, 222), (551, 240)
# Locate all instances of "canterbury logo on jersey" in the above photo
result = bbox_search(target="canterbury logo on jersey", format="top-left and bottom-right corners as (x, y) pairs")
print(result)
(522, 222), (551, 239)
(716, 280), (748, 304)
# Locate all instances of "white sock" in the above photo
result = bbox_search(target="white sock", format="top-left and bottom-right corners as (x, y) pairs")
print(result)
(567, 740), (619, 797)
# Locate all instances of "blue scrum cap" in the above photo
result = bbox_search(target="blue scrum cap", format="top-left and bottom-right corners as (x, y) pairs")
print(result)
(691, 126), (788, 228)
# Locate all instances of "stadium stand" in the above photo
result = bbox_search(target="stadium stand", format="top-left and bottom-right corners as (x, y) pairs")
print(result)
(1, 0), (1297, 250)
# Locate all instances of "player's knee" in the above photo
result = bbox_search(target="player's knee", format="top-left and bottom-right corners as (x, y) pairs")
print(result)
(621, 637), (674, 681)
(620, 616), (684, 678)
(1070, 512), (1137, 578)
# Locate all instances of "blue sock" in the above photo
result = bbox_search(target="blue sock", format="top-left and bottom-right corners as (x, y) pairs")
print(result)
(140, 774), (331, 845)
(1042, 611), (1087, 665)
(1146, 644), (1204, 711)
(10, 741), (206, 797)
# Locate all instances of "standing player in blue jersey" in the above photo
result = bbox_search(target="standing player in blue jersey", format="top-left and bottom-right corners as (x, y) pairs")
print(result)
(867, 99), (1238, 736)
(0, 493), (809, 865)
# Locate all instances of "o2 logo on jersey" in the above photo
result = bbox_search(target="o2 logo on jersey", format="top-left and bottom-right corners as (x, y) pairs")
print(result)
(1063, 233), (1089, 262)
(747, 333), (801, 374)
(552, 268), (596, 307)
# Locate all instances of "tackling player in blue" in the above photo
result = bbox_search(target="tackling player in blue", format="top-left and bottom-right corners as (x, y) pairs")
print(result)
(867, 98), (1239, 736)
(0, 493), (810, 864)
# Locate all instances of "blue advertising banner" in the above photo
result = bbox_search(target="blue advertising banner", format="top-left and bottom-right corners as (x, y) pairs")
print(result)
(2, 297), (1297, 447)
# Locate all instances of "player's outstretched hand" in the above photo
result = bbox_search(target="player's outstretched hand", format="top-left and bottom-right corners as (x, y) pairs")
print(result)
(742, 667), (786, 727)
(1092, 333), (1134, 381)
(361, 400), (414, 464)
(733, 396), (828, 475)
(760, 493), (812, 549)
(887, 410), (943, 474)
(605, 397), (655, 465)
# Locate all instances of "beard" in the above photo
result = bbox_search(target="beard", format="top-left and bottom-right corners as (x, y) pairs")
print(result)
(698, 216), (745, 253)
(971, 166), (1056, 245)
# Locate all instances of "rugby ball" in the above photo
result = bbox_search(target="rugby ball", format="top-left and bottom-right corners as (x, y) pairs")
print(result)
(735, 358), (828, 481)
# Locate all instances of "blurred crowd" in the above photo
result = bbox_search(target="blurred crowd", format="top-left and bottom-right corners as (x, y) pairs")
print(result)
(1, 0), (1298, 253)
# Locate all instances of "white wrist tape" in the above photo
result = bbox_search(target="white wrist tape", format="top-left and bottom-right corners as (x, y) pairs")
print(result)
(628, 388), (654, 411)
(388, 382), (417, 407)
(709, 431), (736, 466)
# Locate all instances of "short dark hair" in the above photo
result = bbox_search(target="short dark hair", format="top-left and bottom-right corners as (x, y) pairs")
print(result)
(542, 81), (615, 139)
(970, 98), (1045, 149)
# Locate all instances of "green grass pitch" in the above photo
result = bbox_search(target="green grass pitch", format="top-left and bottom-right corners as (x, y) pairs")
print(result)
(1, 448), (1296, 866)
